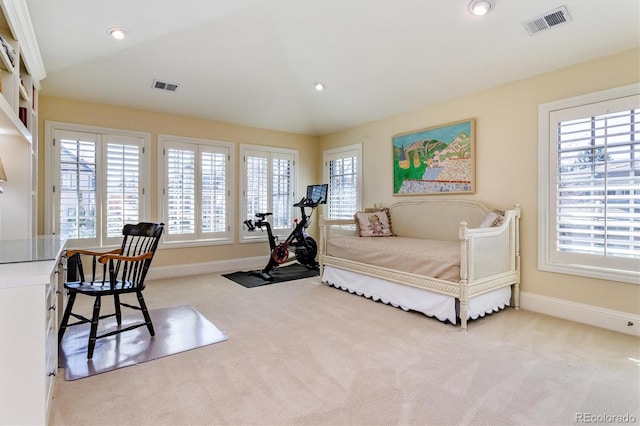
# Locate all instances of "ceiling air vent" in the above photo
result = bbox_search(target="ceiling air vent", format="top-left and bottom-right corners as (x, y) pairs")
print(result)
(152, 79), (179, 92)
(522, 6), (572, 36)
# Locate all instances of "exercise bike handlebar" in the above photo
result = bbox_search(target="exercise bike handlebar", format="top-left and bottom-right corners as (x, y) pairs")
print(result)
(249, 196), (323, 225)
(293, 196), (324, 208)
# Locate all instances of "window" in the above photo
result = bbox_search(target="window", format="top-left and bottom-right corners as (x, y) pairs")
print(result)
(44, 123), (150, 248)
(538, 84), (640, 284)
(158, 135), (233, 245)
(323, 144), (362, 219)
(240, 145), (297, 241)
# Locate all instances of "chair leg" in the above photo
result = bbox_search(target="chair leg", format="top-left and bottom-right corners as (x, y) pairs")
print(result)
(137, 291), (155, 336)
(114, 294), (122, 325)
(87, 296), (102, 359)
(58, 292), (77, 344)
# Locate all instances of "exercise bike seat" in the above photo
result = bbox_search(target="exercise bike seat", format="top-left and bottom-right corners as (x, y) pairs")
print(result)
(254, 212), (272, 220)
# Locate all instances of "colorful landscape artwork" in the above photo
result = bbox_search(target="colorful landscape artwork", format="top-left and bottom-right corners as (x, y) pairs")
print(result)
(392, 119), (475, 195)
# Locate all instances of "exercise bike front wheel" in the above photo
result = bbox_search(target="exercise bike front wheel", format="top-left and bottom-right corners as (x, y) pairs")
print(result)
(271, 243), (290, 264)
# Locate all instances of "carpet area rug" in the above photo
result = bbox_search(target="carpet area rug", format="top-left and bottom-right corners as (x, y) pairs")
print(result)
(223, 262), (319, 288)
(58, 304), (228, 380)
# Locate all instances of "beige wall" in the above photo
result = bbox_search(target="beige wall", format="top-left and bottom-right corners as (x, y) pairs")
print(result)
(319, 48), (640, 315)
(37, 97), (321, 268)
(38, 48), (639, 315)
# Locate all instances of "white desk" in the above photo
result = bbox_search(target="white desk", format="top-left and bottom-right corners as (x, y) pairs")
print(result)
(0, 236), (65, 426)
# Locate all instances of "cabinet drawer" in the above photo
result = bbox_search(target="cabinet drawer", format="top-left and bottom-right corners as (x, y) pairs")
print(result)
(44, 316), (57, 418)
(45, 276), (58, 419)
(45, 280), (56, 324)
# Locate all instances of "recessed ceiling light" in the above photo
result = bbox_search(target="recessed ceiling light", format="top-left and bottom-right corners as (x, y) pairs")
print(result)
(314, 82), (326, 91)
(107, 27), (128, 40)
(468, 0), (495, 16)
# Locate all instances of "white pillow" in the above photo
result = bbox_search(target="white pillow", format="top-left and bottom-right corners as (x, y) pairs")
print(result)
(479, 210), (505, 228)
(354, 211), (393, 237)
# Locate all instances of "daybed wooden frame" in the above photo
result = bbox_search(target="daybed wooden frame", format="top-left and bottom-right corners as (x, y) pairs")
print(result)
(319, 199), (521, 331)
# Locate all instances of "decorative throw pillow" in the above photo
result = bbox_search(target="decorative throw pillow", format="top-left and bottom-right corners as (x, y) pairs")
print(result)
(479, 209), (506, 228)
(354, 210), (393, 237)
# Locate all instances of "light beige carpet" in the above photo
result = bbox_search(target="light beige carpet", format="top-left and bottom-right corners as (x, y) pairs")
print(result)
(50, 273), (640, 426)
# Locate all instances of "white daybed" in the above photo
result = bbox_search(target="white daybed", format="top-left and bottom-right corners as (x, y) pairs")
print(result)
(319, 200), (521, 331)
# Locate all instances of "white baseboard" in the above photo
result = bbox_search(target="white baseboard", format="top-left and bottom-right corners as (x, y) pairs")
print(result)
(520, 291), (640, 337)
(147, 256), (266, 280)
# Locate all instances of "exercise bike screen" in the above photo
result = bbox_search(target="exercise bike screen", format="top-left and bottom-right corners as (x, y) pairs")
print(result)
(306, 184), (328, 204)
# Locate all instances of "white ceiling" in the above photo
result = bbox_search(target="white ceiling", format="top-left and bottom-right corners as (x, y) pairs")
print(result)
(25, 0), (640, 136)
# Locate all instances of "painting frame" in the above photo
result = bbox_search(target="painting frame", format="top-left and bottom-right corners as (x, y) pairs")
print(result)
(392, 118), (475, 195)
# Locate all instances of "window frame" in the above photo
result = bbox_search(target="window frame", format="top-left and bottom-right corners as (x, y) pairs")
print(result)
(323, 143), (362, 220)
(44, 121), (151, 249)
(157, 134), (234, 247)
(239, 144), (298, 242)
(538, 83), (640, 284)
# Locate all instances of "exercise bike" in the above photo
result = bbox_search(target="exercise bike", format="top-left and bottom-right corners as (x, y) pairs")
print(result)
(243, 184), (328, 281)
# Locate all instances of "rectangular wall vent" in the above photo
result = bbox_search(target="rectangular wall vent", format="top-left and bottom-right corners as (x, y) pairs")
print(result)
(522, 6), (572, 36)
(152, 79), (179, 92)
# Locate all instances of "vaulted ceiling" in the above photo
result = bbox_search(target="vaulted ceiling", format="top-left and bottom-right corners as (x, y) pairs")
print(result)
(26, 0), (640, 135)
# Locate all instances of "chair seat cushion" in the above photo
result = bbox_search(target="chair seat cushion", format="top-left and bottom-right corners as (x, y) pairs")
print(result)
(65, 280), (138, 294)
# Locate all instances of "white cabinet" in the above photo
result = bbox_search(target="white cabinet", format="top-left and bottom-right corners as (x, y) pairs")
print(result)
(0, 0), (46, 240)
(0, 3), (55, 420)
(0, 236), (65, 426)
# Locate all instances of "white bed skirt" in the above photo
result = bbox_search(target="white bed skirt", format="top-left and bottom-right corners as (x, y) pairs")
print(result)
(322, 266), (511, 325)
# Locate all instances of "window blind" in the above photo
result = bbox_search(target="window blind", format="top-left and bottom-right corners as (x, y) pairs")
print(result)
(105, 143), (140, 237)
(245, 154), (268, 222)
(328, 155), (358, 220)
(241, 145), (297, 241)
(160, 136), (232, 244)
(556, 108), (639, 260)
(59, 137), (97, 240)
(201, 150), (227, 233)
(48, 125), (149, 248)
(272, 156), (292, 230)
(167, 148), (196, 235)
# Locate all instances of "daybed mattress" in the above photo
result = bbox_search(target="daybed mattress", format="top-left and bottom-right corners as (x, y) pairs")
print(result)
(326, 236), (460, 281)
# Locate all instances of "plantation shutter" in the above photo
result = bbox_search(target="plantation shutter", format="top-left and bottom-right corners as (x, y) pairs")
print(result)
(327, 153), (358, 220)
(552, 101), (640, 263)
(556, 108), (640, 258)
(48, 124), (150, 249)
(241, 145), (297, 240)
(57, 130), (99, 242)
(166, 144), (196, 237)
(104, 135), (143, 241)
(271, 154), (293, 230)
(200, 148), (228, 234)
(245, 152), (269, 223)
(159, 135), (232, 244)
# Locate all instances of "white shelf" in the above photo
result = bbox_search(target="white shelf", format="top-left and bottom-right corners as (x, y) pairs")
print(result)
(0, 92), (30, 142)
(0, 38), (14, 74)
(18, 82), (27, 100)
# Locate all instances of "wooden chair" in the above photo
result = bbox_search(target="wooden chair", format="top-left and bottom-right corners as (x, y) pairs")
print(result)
(58, 222), (164, 359)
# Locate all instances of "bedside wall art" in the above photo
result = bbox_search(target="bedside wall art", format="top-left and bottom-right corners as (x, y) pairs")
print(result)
(392, 118), (475, 195)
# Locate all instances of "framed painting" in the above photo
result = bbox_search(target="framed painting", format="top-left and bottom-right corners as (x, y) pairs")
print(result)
(392, 118), (475, 195)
